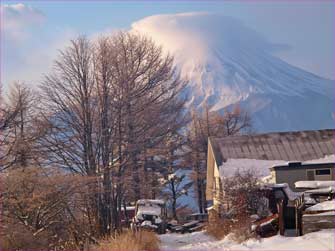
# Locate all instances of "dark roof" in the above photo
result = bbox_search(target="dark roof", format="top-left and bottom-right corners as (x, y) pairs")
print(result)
(209, 129), (334, 166)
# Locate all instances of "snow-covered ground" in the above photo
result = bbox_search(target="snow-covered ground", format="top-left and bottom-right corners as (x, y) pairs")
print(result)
(159, 230), (335, 250)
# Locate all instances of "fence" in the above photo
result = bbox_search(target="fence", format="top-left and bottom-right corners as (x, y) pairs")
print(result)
(302, 210), (334, 234)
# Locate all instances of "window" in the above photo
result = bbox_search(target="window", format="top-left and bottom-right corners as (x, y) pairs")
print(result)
(315, 169), (331, 175)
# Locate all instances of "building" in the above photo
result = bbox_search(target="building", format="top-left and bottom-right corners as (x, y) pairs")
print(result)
(206, 129), (334, 214)
(271, 162), (334, 191)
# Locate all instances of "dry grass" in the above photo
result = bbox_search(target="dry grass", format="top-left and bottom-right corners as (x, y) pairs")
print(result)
(207, 211), (256, 242)
(230, 225), (257, 243)
(206, 211), (234, 239)
(94, 230), (160, 251)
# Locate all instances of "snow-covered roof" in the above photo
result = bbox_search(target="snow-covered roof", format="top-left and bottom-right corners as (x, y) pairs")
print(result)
(261, 183), (301, 200)
(219, 158), (286, 178)
(220, 156), (334, 180)
(137, 199), (165, 205)
(210, 129), (334, 168)
(136, 205), (162, 216)
(306, 200), (335, 212)
(271, 155), (334, 170)
(121, 206), (135, 211)
(304, 155), (335, 164)
(136, 200), (165, 217)
(304, 187), (334, 194)
(295, 181), (335, 189)
(304, 211), (335, 216)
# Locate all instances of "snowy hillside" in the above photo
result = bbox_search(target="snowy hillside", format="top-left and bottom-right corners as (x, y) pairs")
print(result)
(132, 13), (334, 132)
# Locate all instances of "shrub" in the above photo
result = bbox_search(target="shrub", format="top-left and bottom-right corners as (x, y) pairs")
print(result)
(0, 223), (50, 250)
(207, 212), (257, 242)
(229, 215), (257, 243)
(94, 230), (159, 251)
(0, 167), (96, 250)
(207, 170), (260, 242)
(206, 216), (233, 239)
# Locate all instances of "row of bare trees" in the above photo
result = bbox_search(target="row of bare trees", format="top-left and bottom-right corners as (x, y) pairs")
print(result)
(0, 32), (187, 249)
(0, 31), (252, 249)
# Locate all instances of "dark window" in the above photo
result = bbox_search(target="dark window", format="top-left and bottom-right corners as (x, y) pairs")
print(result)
(315, 169), (331, 175)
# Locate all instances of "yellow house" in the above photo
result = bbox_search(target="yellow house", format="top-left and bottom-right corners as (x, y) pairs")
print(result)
(206, 129), (334, 216)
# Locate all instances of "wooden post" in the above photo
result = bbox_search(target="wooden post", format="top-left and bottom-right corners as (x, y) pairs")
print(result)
(295, 200), (299, 236)
(294, 194), (304, 236)
(278, 199), (284, 235)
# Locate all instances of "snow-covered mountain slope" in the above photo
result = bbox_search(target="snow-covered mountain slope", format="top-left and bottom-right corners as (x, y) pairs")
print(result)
(132, 13), (334, 132)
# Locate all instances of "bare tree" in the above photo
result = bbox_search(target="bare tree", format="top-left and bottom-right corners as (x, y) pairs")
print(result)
(105, 32), (186, 201)
(39, 36), (104, 238)
(185, 104), (252, 213)
(40, 37), (97, 175)
(92, 32), (186, 231)
(0, 83), (43, 170)
(211, 105), (252, 136)
(0, 84), (18, 131)
(40, 32), (186, 236)
(161, 172), (193, 220)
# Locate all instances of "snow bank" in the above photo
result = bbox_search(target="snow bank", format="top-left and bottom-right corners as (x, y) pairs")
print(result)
(160, 230), (335, 250)
(306, 200), (335, 212)
(159, 231), (215, 250)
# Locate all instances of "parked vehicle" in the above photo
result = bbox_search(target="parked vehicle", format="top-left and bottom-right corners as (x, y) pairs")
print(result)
(119, 206), (135, 227)
(131, 199), (167, 234)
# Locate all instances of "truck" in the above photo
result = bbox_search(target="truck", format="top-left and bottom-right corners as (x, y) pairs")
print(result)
(131, 199), (167, 234)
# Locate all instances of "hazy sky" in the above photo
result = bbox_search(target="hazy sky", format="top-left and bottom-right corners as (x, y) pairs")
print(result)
(1, 1), (334, 89)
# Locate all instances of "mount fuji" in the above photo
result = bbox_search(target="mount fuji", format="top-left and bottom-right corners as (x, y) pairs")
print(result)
(132, 12), (334, 132)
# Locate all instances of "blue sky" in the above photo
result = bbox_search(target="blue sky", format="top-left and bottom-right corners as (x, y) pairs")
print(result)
(1, 1), (334, 89)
